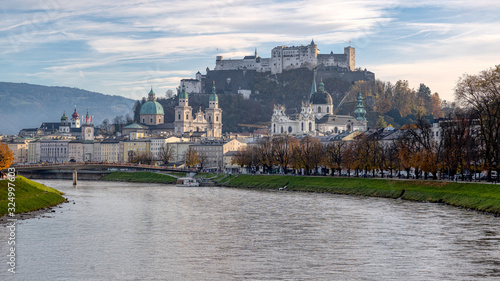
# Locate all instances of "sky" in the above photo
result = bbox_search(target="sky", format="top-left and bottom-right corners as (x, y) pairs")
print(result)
(1, 0), (500, 102)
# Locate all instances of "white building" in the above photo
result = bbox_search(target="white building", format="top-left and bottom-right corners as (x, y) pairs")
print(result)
(174, 82), (222, 138)
(214, 41), (355, 74)
(271, 73), (367, 135)
(27, 140), (41, 164)
(40, 139), (69, 163)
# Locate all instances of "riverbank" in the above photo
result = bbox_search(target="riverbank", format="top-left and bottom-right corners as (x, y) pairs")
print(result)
(100, 171), (177, 184)
(221, 175), (500, 215)
(0, 176), (67, 219)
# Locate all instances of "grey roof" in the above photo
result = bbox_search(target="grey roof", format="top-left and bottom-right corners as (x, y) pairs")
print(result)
(310, 91), (333, 105)
(316, 114), (353, 124)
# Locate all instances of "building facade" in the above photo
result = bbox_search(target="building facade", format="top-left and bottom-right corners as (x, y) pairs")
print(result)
(214, 41), (355, 74)
(174, 82), (222, 137)
(271, 73), (367, 135)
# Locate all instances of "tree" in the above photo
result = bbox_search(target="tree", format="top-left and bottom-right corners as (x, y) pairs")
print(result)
(455, 65), (500, 180)
(0, 143), (14, 169)
(375, 115), (387, 129)
(166, 89), (175, 99)
(185, 149), (199, 168)
(325, 141), (344, 176)
(129, 151), (153, 165)
(255, 137), (275, 173)
(272, 135), (298, 174)
(292, 135), (323, 175)
(159, 144), (174, 165)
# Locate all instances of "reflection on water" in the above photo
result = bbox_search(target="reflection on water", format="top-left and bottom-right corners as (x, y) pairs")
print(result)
(1, 180), (499, 280)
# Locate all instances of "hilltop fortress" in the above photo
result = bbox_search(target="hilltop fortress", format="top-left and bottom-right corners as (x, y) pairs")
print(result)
(180, 41), (374, 95)
(215, 40), (355, 74)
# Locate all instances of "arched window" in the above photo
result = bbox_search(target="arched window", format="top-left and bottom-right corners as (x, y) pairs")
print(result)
(327, 107), (330, 113)
(288, 126), (292, 133)
(150, 117), (153, 123)
(273, 124), (276, 133)
(209, 116), (211, 122)
(318, 106), (321, 113)
(186, 114), (189, 120)
(301, 122), (304, 131)
(334, 127), (338, 134)
(309, 122), (312, 131)
(178, 114), (180, 120)
(216, 115), (219, 121)
(281, 127), (284, 133)
(142, 118), (145, 123)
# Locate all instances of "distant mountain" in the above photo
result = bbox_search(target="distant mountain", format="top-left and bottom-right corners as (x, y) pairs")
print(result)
(0, 82), (135, 135)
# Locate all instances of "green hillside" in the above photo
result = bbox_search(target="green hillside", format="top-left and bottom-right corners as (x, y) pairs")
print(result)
(0, 82), (136, 135)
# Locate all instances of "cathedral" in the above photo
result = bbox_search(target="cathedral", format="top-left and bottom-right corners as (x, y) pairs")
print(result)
(174, 82), (222, 137)
(271, 71), (367, 135)
(136, 83), (223, 138)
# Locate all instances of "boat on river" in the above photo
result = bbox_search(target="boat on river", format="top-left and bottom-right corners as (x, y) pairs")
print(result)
(176, 177), (200, 187)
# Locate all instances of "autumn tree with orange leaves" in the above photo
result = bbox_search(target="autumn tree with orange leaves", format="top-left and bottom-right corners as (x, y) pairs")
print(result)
(0, 143), (14, 170)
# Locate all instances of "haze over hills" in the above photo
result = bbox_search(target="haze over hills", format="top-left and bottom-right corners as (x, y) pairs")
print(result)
(0, 82), (136, 135)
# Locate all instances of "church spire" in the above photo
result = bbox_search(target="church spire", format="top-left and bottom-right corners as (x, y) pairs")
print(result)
(310, 69), (317, 99)
(354, 93), (367, 122)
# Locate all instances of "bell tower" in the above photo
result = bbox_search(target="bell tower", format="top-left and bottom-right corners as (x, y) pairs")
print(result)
(174, 81), (192, 135)
(81, 108), (95, 141)
(205, 82), (222, 137)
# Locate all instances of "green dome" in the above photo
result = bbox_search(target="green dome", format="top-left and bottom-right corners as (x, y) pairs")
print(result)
(310, 91), (333, 105)
(209, 83), (218, 101)
(179, 81), (188, 99)
(61, 112), (68, 121)
(140, 101), (164, 115)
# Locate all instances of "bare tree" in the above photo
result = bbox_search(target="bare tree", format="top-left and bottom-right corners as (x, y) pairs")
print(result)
(455, 65), (500, 180)
(159, 144), (175, 165)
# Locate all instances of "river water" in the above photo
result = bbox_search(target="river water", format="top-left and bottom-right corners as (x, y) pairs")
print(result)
(1, 180), (499, 280)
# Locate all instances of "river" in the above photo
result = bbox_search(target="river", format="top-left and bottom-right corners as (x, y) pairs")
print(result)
(1, 180), (499, 280)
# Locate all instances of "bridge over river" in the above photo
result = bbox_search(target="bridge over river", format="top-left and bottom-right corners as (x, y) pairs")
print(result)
(9, 163), (193, 184)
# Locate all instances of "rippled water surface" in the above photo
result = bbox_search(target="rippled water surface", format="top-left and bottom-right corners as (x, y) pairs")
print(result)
(1, 180), (499, 280)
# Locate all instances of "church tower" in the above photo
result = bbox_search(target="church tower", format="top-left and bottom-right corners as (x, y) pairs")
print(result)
(354, 93), (367, 122)
(205, 82), (223, 137)
(81, 108), (95, 141)
(59, 111), (70, 133)
(70, 106), (80, 128)
(174, 81), (193, 135)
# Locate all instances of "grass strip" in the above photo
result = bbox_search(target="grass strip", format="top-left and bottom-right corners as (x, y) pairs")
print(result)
(0, 176), (67, 216)
(222, 175), (500, 215)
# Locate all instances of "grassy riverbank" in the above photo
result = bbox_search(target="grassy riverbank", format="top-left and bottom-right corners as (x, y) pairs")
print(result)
(222, 175), (500, 215)
(0, 176), (67, 216)
(100, 171), (177, 184)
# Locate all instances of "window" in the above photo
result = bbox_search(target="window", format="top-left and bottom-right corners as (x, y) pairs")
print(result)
(273, 124), (276, 133)
(150, 118), (153, 123)
(186, 114), (189, 120)
(318, 106), (321, 113)
(281, 127), (283, 133)
(309, 122), (312, 131)
(301, 122), (304, 131)
(178, 113), (181, 120)
(209, 116), (211, 122)
(216, 115), (219, 121)
(288, 126), (292, 133)
(142, 118), (145, 123)
(327, 107), (329, 113)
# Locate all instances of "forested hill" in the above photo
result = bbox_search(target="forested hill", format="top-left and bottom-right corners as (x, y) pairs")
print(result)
(134, 68), (444, 133)
(0, 82), (135, 135)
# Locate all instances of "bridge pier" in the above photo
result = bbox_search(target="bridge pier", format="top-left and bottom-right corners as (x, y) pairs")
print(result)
(73, 169), (77, 186)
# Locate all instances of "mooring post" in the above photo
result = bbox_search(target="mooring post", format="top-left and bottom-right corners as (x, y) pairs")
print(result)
(73, 169), (78, 186)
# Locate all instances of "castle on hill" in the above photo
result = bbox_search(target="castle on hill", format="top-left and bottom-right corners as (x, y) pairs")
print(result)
(215, 40), (355, 74)
(180, 41), (373, 95)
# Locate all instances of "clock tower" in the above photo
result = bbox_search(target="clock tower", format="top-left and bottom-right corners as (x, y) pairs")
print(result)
(81, 108), (95, 141)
